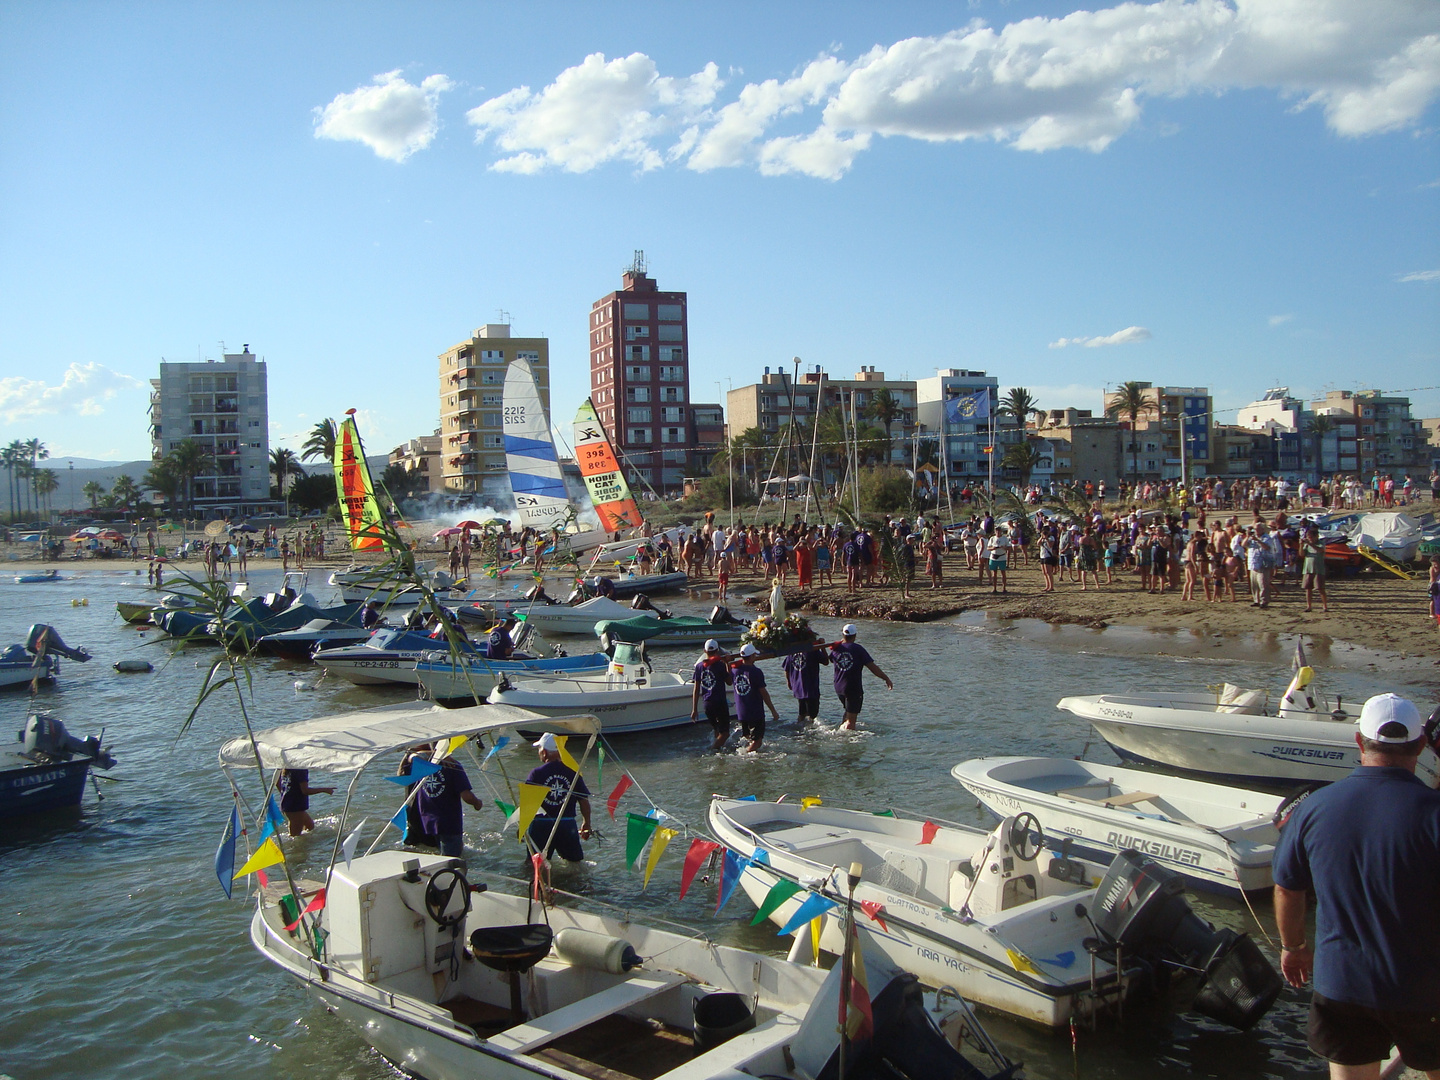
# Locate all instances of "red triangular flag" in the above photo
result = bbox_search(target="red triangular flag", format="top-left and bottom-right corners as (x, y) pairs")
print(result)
(918, 821), (939, 845)
(679, 838), (721, 899)
(607, 774), (634, 819)
(860, 900), (888, 932)
(285, 888), (327, 931)
(256, 869), (269, 888)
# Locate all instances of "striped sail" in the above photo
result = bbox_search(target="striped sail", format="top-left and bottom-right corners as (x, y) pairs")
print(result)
(574, 399), (642, 532)
(333, 410), (387, 551)
(503, 359), (570, 528)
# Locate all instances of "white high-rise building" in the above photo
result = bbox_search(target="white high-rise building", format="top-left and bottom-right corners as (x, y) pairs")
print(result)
(149, 346), (270, 514)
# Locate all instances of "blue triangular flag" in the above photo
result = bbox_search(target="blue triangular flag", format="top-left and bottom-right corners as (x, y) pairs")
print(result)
(384, 758), (442, 786)
(258, 794), (286, 843)
(482, 736), (511, 763)
(391, 805), (408, 831)
(777, 892), (838, 936)
(736, 795), (757, 802)
(751, 847), (770, 865)
(215, 806), (238, 899)
(715, 849), (750, 913)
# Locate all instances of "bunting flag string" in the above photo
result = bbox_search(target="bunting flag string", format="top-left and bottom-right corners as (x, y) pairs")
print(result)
(515, 783), (549, 838)
(716, 849), (750, 913)
(860, 900), (888, 932)
(384, 759), (441, 785)
(606, 774), (634, 818)
(643, 827), (677, 889)
(234, 836), (285, 880)
(750, 879), (802, 926)
(342, 818), (368, 869)
(389, 804), (407, 832)
(553, 736), (582, 774)
(284, 888), (327, 932)
(626, 813), (659, 868)
(777, 892), (838, 936)
(481, 736), (510, 764)
(811, 916), (823, 964)
(918, 821), (939, 845)
(800, 797), (823, 810)
(844, 925), (874, 1041)
(679, 839), (720, 899)
(215, 805), (238, 898)
(495, 798), (517, 826)
(257, 795), (286, 843)
(597, 745), (605, 792)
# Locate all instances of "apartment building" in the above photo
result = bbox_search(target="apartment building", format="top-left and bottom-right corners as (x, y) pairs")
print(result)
(1314, 390), (1431, 474)
(389, 430), (442, 494)
(1101, 383), (1213, 481)
(914, 369), (1004, 484)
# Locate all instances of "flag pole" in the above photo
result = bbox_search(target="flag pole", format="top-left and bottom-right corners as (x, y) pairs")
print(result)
(837, 859), (862, 1080)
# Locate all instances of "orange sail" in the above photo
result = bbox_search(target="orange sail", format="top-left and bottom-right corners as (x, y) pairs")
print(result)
(574, 400), (642, 533)
(333, 410), (386, 551)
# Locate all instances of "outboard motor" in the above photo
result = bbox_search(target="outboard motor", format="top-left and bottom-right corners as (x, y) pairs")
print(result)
(20, 714), (116, 769)
(524, 583), (551, 604)
(1089, 850), (1282, 1029)
(25, 624), (90, 663)
(565, 586), (586, 604)
(630, 593), (672, 618)
(708, 605), (741, 626)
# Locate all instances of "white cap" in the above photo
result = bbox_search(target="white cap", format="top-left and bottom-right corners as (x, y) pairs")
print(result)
(532, 732), (559, 752)
(704, 638), (721, 653)
(1358, 694), (1424, 743)
(841, 624), (858, 637)
(739, 643), (759, 657)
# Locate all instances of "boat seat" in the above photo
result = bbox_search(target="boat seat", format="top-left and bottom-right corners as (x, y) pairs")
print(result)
(1059, 788), (1158, 808)
(485, 971), (689, 1054)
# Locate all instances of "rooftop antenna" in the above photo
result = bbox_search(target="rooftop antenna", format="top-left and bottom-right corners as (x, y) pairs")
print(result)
(628, 249), (646, 275)
(496, 309), (511, 325)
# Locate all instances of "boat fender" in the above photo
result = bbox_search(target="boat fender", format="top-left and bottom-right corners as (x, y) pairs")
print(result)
(113, 659), (153, 673)
(553, 928), (641, 974)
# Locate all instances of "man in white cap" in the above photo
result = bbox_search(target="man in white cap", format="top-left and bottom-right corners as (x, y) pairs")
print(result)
(828, 624), (894, 731)
(730, 643), (779, 753)
(523, 733), (592, 862)
(1273, 693), (1440, 1078)
(690, 639), (734, 750)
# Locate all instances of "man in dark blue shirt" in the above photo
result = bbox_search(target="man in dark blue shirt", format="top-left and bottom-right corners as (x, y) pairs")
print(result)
(486, 615), (516, 660)
(525, 733), (591, 862)
(416, 755), (484, 859)
(690, 639), (734, 750)
(730, 643), (778, 753)
(1273, 693), (1440, 1077)
(829, 624), (893, 731)
(782, 642), (830, 725)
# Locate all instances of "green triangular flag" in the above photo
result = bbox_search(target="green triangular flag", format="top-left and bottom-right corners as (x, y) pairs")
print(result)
(872, 809), (896, 818)
(625, 813), (659, 869)
(496, 799), (516, 818)
(597, 745), (605, 792)
(751, 879), (803, 926)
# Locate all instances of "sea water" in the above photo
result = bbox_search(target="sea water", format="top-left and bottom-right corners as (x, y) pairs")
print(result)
(0, 566), (1428, 1080)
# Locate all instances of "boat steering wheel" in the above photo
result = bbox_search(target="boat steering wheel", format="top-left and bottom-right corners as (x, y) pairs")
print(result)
(425, 868), (473, 929)
(1009, 813), (1045, 863)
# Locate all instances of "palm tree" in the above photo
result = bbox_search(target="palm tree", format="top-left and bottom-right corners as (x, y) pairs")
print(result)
(24, 439), (47, 515)
(999, 388), (1043, 429)
(867, 388), (905, 443)
(34, 468), (59, 520)
(143, 458), (183, 512)
(270, 447), (299, 509)
(82, 481), (106, 508)
(167, 439), (215, 515)
(1105, 381), (1158, 482)
(3, 440), (25, 520)
(300, 419), (338, 463)
(1304, 413), (1335, 483)
(112, 474), (141, 512)
(1001, 439), (1045, 490)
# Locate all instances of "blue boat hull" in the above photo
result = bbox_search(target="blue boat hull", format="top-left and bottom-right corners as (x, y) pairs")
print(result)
(0, 758), (92, 817)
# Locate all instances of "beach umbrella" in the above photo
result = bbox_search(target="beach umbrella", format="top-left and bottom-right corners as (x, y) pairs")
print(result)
(455, 519), (482, 530)
(73, 526), (104, 537)
(434, 527), (465, 538)
(98, 530), (126, 541)
(480, 517), (508, 527)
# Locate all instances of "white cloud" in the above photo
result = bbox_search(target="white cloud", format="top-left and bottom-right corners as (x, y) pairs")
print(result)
(315, 71), (453, 162)
(1268, 313), (1295, 325)
(459, 1), (1440, 178)
(0, 363), (143, 423)
(1397, 268), (1440, 282)
(467, 53), (720, 173)
(1049, 326), (1153, 348)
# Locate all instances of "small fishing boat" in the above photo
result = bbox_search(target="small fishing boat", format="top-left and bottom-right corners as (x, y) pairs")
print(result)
(587, 570), (689, 599)
(488, 647), (696, 734)
(211, 598), (366, 652)
(14, 569), (60, 584)
(312, 626), (485, 686)
(509, 595), (655, 637)
(254, 619), (377, 662)
(709, 796), (1281, 1031)
(951, 756), (1284, 894)
(1, 713), (116, 818)
(0, 624), (91, 690)
(414, 651), (613, 702)
(454, 587), (563, 628)
(595, 606), (749, 647)
(224, 704), (1017, 1080)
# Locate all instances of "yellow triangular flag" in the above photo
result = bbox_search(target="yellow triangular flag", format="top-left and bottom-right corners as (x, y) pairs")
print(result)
(447, 735), (469, 756)
(810, 916), (823, 965)
(1006, 947), (1042, 976)
(553, 735), (581, 774)
(642, 827), (677, 889)
(516, 782), (550, 838)
(233, 837), (285, 880)
(801, 797), (822, 810)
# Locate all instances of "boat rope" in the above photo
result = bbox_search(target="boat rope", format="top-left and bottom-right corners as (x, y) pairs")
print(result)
(597, 735), (694, 838)
(1237, 874), (1278, 953)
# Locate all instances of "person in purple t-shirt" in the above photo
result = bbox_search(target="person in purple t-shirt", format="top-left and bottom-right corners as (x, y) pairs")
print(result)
(690, 639), (734, 750)
(828, 624), (894, 730)
(782, 643), (830, 725)
(730, 643), (779, 752)
(415, 756), (484, 858)
(524, 733), (592, 862)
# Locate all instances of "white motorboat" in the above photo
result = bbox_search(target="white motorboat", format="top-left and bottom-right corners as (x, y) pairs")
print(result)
(488, 660), (695, 734)
(0, 624), (90, 690)
(951, 756), (1284, 894)
(1058, 690), (1440, 790)
(312, 627), (486, 686)
(709, 796), (1282, 1031)
(413, 651), (611, 702)
(514, 596), (658, 637)
(1345, 510), (1432, 564)
(224, 703), (1016, 1080)
(578, 525), (690, 564)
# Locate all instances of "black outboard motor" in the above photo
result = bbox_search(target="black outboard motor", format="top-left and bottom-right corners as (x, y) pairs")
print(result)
(20, 714), (116, 770)
(709, 605), (741, 626)
(630, 594), (672, 619)
(25, 624), (91, 663)
(524, 583), (551, 604)
(1090, 850), (1282, 1029)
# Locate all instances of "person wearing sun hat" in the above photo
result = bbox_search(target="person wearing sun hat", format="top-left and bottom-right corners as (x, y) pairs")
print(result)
(523, 732), (592, 862)
(828, 624), (893, 731)
(1272, 693), (1440, 1077)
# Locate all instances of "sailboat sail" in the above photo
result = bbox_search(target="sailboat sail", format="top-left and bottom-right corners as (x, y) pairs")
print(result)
(333, 410), (388, 551)
(574, 400), (642, 532)
(503, 359), (570, 528)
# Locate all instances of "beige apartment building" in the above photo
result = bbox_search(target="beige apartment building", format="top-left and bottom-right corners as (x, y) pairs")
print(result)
(438, 324), (549, 498)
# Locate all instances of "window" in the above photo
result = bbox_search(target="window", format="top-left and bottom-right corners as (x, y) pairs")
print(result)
(657, 303), (682, 321)
(482, 371), (501, 384)
(627, 427), (652, 443)
(660, 386), (684, 403)
(626, 345), (650, 362)
(623, 303), (649, 320)
(657, 324), (683, 342)
(516, 350), (539, 362)
(631, 468), (652, 481)
(625, 326), (650, 339)
(481, 392), (502, 405)
(626, 387), (651, 403)
(661, 427), (684, 444)
(694, 409), (722, 425)
(626, 365), (651, 381)
(482, 434), (504, 448)
(627, 407), (652, 423)
(480, 349), (505, 364)
(659, 347), (683, 363)
(247, 419), (260, 428)
(663, 449), (687, 463)
(659, 365), (684, 381)
(794, 395), (809, 409)
(662, 407), (684, 423)
(482, 412), (502, 427)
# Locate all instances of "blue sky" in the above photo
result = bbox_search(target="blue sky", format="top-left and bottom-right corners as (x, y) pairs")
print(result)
(1, 0), (1437, 464)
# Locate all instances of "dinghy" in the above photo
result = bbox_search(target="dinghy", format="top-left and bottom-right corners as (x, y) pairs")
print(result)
(14, 569), (60, 584)
(223, 704), (1017, 1080)
(413, 651), (611, 702)
(710, 795), (1281, 1031)
(587, 570), (689, 599)
(487, 645), (696, 734)
(0, 624), (90, 689)
(595, 607), (749, 647)
(311, 626), (485, 686)
(951, 756), (1284, 894)
(513, 595), (657, 636)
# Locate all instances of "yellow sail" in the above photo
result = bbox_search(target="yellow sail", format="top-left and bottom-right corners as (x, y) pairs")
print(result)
(333, 410), (388, 551)
(574, 399), (642, 532)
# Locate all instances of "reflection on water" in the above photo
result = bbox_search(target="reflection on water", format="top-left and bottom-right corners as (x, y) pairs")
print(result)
(2, 568), (1416, 1079)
